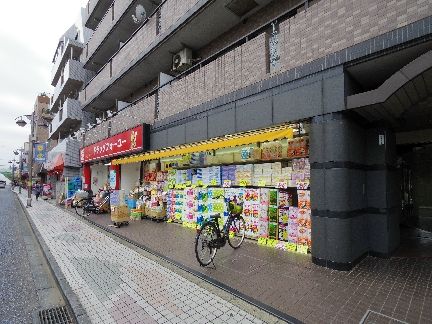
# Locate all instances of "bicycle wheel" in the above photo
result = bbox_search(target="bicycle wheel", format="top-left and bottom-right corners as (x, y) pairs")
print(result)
(227, 216), (246, 249)
(195, 223), (218, 266)
(75, 200), (87, 216)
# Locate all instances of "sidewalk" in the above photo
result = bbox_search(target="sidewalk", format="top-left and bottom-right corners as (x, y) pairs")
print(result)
(20, 190), (432, 324)
(16, 191), (286, 324)
(80, 206), (432, 324)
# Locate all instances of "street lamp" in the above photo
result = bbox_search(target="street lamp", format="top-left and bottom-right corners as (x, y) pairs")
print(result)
(15, 113), (48, 207)
(8, 159), (17, 185)
(14, 148), (24, 194)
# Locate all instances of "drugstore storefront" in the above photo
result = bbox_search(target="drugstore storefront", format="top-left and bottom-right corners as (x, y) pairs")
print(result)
(80, 125), (149, 193)
(113, 123), (312, 255)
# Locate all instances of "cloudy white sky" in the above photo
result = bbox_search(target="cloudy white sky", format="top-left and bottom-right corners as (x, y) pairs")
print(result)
(0, 0), (87, 169)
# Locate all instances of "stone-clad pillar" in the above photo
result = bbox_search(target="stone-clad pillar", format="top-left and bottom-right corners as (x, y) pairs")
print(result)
(310, 113), (400, 270)
(310, 113), (368, 270)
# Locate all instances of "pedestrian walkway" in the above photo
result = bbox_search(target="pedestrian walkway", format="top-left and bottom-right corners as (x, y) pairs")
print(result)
(81, 208), (432, 324)
(15, 191), (283, 324)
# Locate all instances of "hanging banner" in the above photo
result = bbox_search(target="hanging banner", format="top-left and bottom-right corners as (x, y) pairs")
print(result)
(33, 142), (47, 163)
(80, 125), (147, 163)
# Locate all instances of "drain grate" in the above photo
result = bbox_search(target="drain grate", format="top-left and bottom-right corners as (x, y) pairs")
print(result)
(38, 306), (73, 324)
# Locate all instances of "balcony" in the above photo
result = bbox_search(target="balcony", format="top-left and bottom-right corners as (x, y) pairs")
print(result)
(80, 0), (275, 112)
(82, 0), (161, 72)
(51, 60), (87, 113)
(84, 0), (113, 30)
(49, 99), (82, 140)
(51, 38), (84, 86)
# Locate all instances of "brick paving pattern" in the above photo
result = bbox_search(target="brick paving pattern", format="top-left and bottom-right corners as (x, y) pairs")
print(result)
(17, 192), (281, 324)
(82, 212), (432, 324)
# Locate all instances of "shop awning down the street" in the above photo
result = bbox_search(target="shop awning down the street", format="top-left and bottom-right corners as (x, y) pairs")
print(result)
(112, 124), (294, 165)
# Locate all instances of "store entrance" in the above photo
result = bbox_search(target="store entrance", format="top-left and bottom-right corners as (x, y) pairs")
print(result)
(396, 140), (432, 257)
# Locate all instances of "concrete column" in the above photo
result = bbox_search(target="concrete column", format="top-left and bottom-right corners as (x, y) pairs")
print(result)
(310, 113), (401, 270)
(310, 112), (368, 270)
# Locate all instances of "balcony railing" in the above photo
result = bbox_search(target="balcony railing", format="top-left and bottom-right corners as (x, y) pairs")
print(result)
(51, 39), (84, 87)
(84, 0), (113, 30)
(51, 60), (86, 113)
(49, 99), (82, 139)
(82, 0), (135, 67)
(80, 0), (200, 108)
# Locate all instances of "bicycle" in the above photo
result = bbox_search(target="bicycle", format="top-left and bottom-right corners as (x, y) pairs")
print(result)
(73, 189), (111, 217)
(195, 197), (246, 267)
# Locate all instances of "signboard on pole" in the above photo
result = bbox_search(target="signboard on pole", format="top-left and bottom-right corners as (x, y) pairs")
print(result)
(33, 142), (47, 163)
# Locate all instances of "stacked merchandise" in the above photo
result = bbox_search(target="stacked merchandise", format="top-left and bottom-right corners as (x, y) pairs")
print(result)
(292, 158), (310, 188)
(166, 190), (185, 223)
(206, 188), (225, 224)
(258, 189), (270, 238)
(287, 136), (309, 158)
(243, 188), (261, 239)
(297, 190), (311, 248)
(221, 166), (236, 185)
(183, 188), (197, 224)
(202, 166), (221, 186)
(277, 190), (294, 241)
(268, 189), (279, 239)
(235, 164), (253, 186)
(261, 141), (282, 160)
(252, 164), (272, 187)
(196, 188), (208, 226)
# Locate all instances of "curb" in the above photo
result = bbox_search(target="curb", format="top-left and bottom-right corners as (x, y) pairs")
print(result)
(15, 193), (91, 324)
(64, 205), (302, 324)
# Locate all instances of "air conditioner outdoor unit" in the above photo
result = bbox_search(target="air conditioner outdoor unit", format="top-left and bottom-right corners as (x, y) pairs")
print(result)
(172, 48), (192, 72)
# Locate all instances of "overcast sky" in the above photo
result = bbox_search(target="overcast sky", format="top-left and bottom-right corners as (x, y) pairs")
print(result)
(0, 0), (88, 170)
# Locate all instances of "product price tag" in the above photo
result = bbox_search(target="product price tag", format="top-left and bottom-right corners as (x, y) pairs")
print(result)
(202, 184), (208, 189)
(267, 239), (277, 247)
(277, 181), (288, 189)
(210, 179), (217, 186)
(185, 181), (192, 187)
(191, 184), (197, 189)
(258, 179), (266, 187)
(223, 180), (232, 188)
(257, 237), (267, 245)
(174, 184), (181, 189)
(168, 184), (174, 189)
(286, 242), (297, 252)
(239, 179), (248, 187)
(166, 219), (173, 223)
(197, 180), (203, 187)
(297, 244), (308, 254)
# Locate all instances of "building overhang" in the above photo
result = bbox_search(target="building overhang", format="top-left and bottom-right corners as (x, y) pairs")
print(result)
(348, 48), (432, 132)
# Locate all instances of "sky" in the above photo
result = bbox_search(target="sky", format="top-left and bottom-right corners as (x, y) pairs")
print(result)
(0, 0), (88, 170)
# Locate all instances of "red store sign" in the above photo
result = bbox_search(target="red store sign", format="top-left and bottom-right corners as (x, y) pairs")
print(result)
(80, 125), (145, 163)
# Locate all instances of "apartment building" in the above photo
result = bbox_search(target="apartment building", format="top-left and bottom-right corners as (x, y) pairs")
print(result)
(46, 8), (96, 197)
(78, 0), (432, 270)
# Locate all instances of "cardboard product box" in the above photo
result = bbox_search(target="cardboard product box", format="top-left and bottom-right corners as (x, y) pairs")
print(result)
(111, 206), (129, 223)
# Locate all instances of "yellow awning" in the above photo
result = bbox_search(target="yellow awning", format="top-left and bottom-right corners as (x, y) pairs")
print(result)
(112, 125), (294, 165)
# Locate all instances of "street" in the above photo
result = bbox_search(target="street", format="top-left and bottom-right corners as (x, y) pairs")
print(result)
(0, 174), (65, 323)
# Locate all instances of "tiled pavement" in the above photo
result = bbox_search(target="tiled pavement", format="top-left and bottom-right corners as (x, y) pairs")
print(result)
(16, 191), (283, 324)
(81, 209), (432, 324)
(18, 190), (432, 324)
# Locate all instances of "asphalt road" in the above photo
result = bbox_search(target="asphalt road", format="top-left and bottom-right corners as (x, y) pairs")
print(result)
(0, 174), (65, 323)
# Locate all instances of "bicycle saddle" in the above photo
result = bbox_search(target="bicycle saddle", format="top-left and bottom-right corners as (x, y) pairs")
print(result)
(210, 213), (221, 219)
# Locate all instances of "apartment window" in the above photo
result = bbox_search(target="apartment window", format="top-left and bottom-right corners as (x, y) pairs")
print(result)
(59, 108), (63, 121)
(111, 3), (115, 21)
(109, 60), (112, 78)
